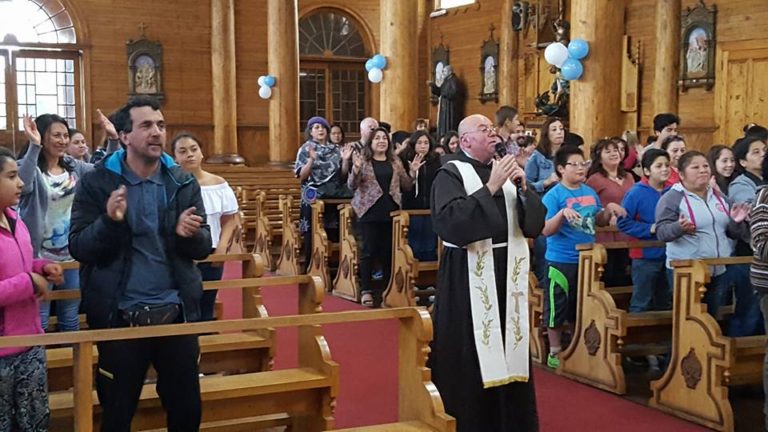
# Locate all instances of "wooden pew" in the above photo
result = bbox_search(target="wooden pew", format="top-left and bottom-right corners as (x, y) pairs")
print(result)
(276, 194), (301, 276)
(333, 204), (361, 302)
(15, 286), (456, 430)
(308, 198), (351, 293)
(47, 274), (337, 431)
(238, 189), (274, 271)
(383, 210), (439, 308)
(528, 273), (547, 365)
(45, 254), (275, 392)
(558, 241), (671, 395)
(649, 256), (765, 432)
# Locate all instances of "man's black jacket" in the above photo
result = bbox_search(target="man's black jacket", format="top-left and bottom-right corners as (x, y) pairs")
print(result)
(69, 149), (212, 329)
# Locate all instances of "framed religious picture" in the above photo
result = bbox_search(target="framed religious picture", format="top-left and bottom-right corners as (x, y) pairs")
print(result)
(479, 25), (499, 103)
(127, 24), (165, 101)
(679, 1), (717, 91)
(431, 37), (450, 105)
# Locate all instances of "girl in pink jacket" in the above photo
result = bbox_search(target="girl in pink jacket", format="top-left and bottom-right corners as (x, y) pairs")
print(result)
(0, 146), (62, 431)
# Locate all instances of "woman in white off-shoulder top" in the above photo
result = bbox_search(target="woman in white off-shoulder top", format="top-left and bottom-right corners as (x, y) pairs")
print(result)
(172, 133), (239, 320)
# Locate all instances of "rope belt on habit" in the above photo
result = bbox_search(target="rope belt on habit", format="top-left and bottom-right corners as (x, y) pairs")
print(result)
(442, 241), (508, 249)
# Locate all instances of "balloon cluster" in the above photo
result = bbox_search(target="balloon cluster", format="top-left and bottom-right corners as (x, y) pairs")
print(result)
(257, 75), (276, 99)
(364, 54), (387, 83)
(544, 39), (589, 81)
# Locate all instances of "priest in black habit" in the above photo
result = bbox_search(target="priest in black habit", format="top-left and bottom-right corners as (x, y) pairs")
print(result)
(429, 114), (540, 431)
(431, 65), (463, 138)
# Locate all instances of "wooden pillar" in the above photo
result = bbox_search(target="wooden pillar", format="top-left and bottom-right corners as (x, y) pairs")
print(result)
(208, 0), (244, 164)
(570, 0), (625, 150)
(499, 0), (519, 107)
(268, 0), (300, 163)
(379, 0), (418, 131)
(652, 0), (680, 117)
(417, 0), (431, 120)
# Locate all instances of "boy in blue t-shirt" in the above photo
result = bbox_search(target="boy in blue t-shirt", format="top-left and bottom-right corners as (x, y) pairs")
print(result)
(541, 146), (616, 369)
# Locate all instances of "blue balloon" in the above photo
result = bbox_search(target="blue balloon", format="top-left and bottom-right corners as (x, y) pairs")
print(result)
(371, 54), (387, 70)
(264, 75), (276, 87)
(365, 58), (375, 72)
(560, 58), (584, 81)
(568, 39), (590, 60)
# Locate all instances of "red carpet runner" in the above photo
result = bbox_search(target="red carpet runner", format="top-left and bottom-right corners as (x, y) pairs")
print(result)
(218, 265), (707, 431)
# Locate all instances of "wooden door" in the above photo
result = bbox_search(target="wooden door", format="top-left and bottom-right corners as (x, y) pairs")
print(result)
(715, 40), (768, 145)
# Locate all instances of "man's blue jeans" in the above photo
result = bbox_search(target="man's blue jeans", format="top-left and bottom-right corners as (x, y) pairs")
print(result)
(759, 295), (768, 431)
(39, 268), (80, 331)
(629, 259), (670, 312)
(726, 264), (764, 337)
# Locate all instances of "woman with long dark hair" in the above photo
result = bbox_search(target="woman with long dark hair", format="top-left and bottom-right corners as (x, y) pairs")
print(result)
(401, 130), (441, 262)
(348, 127), (420, 306)
(18, 112), (118, 332)
(707, 145), (736, 195)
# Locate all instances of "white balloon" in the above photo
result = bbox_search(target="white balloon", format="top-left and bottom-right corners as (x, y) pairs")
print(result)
(368, 68), (383, 83)
(258, 85), (272, 99)
(257, 76), (267, 87)
(544, 42), (569, 68)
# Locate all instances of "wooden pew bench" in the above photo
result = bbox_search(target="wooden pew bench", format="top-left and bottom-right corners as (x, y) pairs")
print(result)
(383, 210), (439, 308)
(45, 253), (274, 392)
(650, 256), (766, 432)
(333, 204), (362, 301)
(47, 274), (339, 431)
(3, 279), (456, 430)
(558, 241), (671, 395)
(276, 194), (302, 276)
(308, 198), (351, 292)
(238, 189), (274, 271)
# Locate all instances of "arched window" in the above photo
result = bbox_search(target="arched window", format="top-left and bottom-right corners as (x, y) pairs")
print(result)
(0, 0), (80, 152)
(298, 10), (369, 138)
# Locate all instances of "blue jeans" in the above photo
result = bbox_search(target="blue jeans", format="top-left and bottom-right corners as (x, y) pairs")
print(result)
(629, 259), (670, 312)
(407, 215), (437, 262)
(40, 268), (80, 332)
(760, 295), (768, 431)
(726, 264), (764, 337)
(197, 262), (224, 321)
(667, 268), (729, 318)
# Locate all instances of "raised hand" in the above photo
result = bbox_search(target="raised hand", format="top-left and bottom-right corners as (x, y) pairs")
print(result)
(486, 155), (517, 194)
(352, 153), (364, 174)
(43, 263), (64, 286)
(409, 153), (425, 176)
(679, 214), (696, 234)
(176, 206), (203, 238)
(23, 114), (41, 145)
(96, 109), (118, 139)
(395, 139), (409, 156)
(107, 185), (127, 222)
(340, 144), (353, 161)
(30, 272), (50, 301)
(731, 202), (751, 223)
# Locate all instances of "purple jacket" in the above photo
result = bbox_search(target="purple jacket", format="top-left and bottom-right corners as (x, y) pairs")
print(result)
(0, 208), (48, 357)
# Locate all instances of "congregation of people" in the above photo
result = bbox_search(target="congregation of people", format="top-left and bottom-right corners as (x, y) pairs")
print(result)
(2, 93), (768, 431)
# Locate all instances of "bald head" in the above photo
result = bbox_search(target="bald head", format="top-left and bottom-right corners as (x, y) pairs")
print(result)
(458, 114), (497, 162)
(360, 117), (379, 142)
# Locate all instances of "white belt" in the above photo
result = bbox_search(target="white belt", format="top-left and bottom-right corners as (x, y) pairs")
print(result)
(443, 241), (508, 249)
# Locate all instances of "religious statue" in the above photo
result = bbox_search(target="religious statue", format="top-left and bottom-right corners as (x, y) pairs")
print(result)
(483, 56), (496, 95)
(430, 65), (464, 137)
(134, 60), (157, 94)
(686, 28), (708, 74)
(535, 66), (569, 117)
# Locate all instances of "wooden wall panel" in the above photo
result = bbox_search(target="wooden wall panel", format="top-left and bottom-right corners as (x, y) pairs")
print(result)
(627, 0), (768, 150)
(429, 0), (505, 124)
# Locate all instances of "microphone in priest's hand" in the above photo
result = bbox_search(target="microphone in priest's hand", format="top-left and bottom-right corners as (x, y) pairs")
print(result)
(495, 141), (523, 187)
